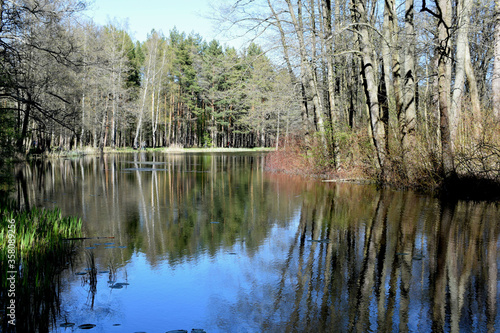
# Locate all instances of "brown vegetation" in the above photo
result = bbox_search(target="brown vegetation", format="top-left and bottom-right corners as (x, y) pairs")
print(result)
(266, 118), (500, 198)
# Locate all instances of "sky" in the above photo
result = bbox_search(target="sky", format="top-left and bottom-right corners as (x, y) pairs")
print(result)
(86, 0), (236, 46)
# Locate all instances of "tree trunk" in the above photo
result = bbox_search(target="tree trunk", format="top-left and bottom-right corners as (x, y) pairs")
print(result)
(151, 89), (156, 148)
(436, 0), (455, 178)
(381, 0), (395, 116)
(321, 0), (338, 133)
(285, 0), (327, 145)
(111, 68), (116, 148)
(382, 0), (404, 150)
(17, 97), (30, 152)
(352, 0), (387, 173)
(267, 0), (311, 140)
(402, 0), (416, 161)
(451, 0), (482, 139)
(493, 1), (500, 120)
(133, 49), (154, 148)
(450, 0), (467, 140)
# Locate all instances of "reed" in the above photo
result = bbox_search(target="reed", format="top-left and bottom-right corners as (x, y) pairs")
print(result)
(0, 202), (82, 331)
(0, 202), (82, 259)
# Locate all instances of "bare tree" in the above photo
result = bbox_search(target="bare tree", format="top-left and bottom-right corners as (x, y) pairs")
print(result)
(492, 0), (500, 120)
(423, 0), (455, 178)
(402, 0), (417, 161)
(351, 0), (387, 173)
(451, 0), (481, 140)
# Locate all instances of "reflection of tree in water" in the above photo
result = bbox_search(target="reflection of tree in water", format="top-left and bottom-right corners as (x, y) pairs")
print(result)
(0, 243), (77, 332)
(15, 155), (500, 332)
(17, 153), (291, 267)
(213, 186), (500, 332)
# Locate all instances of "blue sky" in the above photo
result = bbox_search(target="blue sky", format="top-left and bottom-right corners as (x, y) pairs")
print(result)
(87, 0), (224, 44)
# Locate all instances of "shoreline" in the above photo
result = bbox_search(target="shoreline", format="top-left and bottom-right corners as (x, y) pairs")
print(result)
(28, 146), (274, 158)
(21, 146), (500, 202)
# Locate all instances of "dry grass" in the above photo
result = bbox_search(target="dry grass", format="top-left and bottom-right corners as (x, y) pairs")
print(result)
(266, 120), (500, 198)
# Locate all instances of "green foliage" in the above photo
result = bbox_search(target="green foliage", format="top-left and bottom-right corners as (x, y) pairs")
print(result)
(0, 203), (82, 258)
(202, 132), (213, 147)
(126, 41), (143, 89)
(0, 201), (82, 332)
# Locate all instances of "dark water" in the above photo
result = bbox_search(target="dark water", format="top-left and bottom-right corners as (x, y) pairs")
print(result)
(11, 152), (500, 332)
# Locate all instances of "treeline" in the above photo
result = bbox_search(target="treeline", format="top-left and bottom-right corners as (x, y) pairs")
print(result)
(77, 28), (299, 150)
(2, 0), (500, 186)
(0, 0), (300, 158)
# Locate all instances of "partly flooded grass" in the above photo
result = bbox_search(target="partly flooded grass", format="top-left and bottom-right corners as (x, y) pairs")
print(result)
(0, 202), (82, 258)
(0, 201), (83, 332)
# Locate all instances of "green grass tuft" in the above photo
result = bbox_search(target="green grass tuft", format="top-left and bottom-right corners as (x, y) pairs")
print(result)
(0, 203), (82, 258)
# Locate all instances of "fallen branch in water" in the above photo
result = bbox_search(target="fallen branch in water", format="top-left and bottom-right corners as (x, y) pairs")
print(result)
(63, 236), (115, 241)
(322, 178), (375, 184)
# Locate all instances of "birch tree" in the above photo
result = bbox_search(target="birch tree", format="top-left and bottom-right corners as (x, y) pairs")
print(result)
(493, 0), (500, 120)
(133, 31), (159, 148)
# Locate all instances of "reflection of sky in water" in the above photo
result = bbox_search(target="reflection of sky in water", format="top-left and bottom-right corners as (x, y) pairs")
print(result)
(15, 153), (500, 333)
(56, 212), (301, 333)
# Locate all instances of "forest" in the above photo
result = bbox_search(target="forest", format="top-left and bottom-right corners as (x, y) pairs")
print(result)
(1, 0), (500, 188)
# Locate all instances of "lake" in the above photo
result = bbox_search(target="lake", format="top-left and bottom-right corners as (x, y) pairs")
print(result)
(11, 152), (500, 332)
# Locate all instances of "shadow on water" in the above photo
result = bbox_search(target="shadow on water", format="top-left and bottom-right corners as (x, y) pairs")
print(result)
(0, 237), (78, 332)
(6, 152), (500, 332)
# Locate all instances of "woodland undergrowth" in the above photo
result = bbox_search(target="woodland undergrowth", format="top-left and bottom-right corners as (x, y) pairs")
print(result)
(266, 118), (500, 199)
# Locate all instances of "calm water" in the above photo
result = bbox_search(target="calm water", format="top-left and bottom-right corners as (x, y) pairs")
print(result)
(11, 152), (500, 332)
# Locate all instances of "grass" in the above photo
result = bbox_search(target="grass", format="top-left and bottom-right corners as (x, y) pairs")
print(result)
(0, 202), (82, 258)
(0, 201), (83, 331)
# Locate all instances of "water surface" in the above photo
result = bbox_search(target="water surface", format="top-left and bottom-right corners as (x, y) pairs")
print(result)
(13, 152), (500, 332)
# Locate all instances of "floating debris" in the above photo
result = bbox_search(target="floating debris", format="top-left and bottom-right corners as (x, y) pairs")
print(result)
(166, 330), (188, 333)
(63, 236), (115, 241)
(118, 246), (127, 248)
(78, 324), (96, 329)
(110, 282), (129, 289)
(307, 239), (331, 243)
(396, 253), (409, 256)
(228, 252), (237, 255)
(75, 272), (87, 276)
(124, 161), (168, 165)
(192, 330), (207, 333)
(112, 324), (121, 326)
(210, 221), (220, 224)
(123, 167), (169, 171)
(98, 270), (109, 274)
(85, 247), (96, 250)
(413, 254), (425, 260)
(104, 242), (115, 245)
(60, 322), (75, 328)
